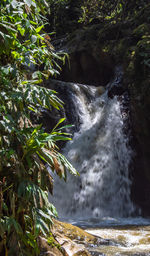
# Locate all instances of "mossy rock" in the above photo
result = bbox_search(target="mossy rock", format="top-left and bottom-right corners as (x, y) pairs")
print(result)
(52, 220), (93, 256)
(53, 220), (99, 245)
(38, 236), (64, 256)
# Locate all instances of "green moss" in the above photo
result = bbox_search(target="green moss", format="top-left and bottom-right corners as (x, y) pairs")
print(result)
(47, 234), (62, 250)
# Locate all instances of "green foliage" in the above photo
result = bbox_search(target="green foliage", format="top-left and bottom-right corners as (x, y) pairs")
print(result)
(0, 0), (78, 255)
(137, 36), (150, 67)
(78, 0), (117, 24)
(47, 0), (82, 35)
(47, 0), (150, 34)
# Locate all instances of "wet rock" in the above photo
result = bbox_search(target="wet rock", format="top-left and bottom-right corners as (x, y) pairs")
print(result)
(52, 220), (112, 256)
(44, 79), (82, 133)
(38, 236), (63, 256)
(90, 253), (106, 256)
(58, 49), (113, 87)
(53, 220), (99, 245)
(96, 86), (105, 96)
(54, 233), (90, 256)
(107, 85), (125, 98)
(107, 67), (125, 98)
(53, 25), (114, 87)
(52, 220), (92, 256)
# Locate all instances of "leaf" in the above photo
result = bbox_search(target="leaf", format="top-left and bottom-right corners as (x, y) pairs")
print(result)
(11, 0), (18, 8)
(55, 124), (74, 131)
(32, 71), (42, 79)
(0, 31), (5, 39)
(47, 204), (57, 218)
(52, 118), (66, 132)
(36, 209), (52, 221)
(31, 124), (42, 136)
(0, 22), (17, 33)
(26, 20), (30, 29)
(37, 149), (54, 167)
(51, 135), (71, 141)
(5, 217), (23, 235)
(33, 208), (51, 237)
(45, 172), (53, 195)
(58, 153), (79, 177)
(18, 25), (25, 36)
(31, 35), (37, 43)
(24, 0), (33, 7)
(35, 25), (44, 33)
(11, 218), (23, 234)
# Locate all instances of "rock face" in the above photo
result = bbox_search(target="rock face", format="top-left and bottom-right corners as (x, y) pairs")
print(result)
(129, 85), (150, 215)
(59, 50), (113, 86)
(123, 21), (150, 214)
(57, 26), (114, 87)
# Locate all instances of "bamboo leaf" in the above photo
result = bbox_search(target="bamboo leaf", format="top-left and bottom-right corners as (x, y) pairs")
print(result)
(35, 25), (44, 33)
(52, 118), (66, 132)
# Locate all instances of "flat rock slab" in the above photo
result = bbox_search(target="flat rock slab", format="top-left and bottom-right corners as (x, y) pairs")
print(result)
(53, 220), (99, 245)
(39, 220), (109, 256)
(53, 220), (93, 256)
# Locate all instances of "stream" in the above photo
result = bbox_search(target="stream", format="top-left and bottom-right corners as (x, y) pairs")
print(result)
(86, 218), (150, 256)
(50, 67), (150, 255)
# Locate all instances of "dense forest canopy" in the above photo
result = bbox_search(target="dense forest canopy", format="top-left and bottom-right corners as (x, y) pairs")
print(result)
(0, 0), (150, 255)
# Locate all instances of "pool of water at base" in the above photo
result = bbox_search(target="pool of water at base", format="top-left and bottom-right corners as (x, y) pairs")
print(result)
(63, 217), (150, 256)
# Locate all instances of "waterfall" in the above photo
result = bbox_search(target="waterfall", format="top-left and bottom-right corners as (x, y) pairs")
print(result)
(50, 68), (135, 221)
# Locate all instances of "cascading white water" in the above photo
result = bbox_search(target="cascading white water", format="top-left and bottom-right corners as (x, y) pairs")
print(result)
(50, 69), (135, 221)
